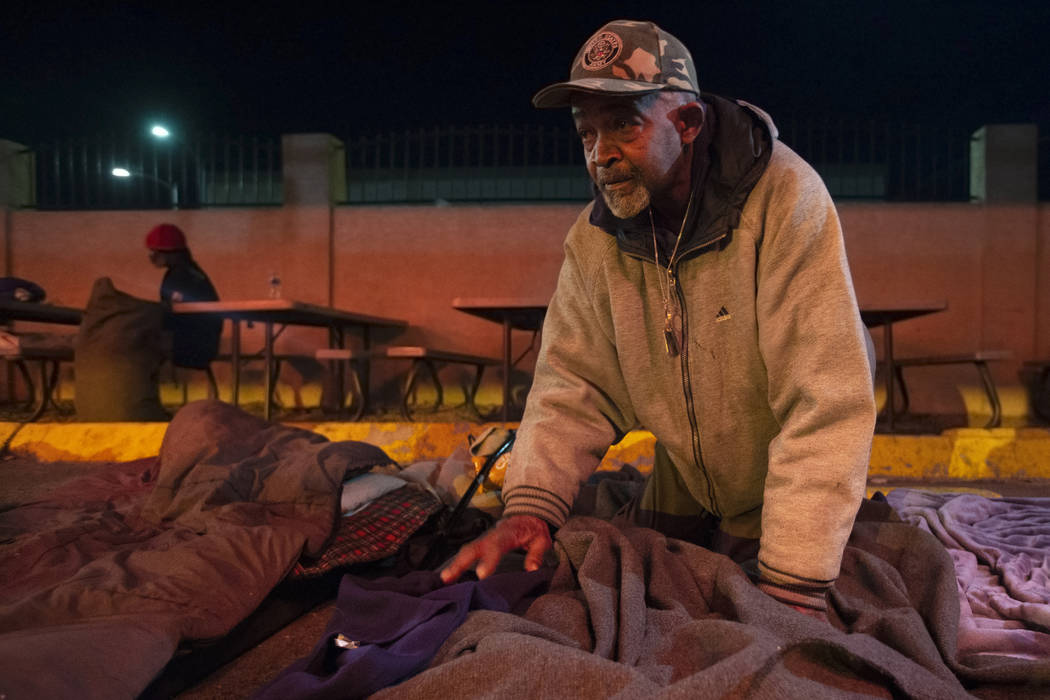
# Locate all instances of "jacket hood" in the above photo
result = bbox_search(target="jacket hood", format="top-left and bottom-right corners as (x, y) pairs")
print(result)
(589, 93), (777, 263)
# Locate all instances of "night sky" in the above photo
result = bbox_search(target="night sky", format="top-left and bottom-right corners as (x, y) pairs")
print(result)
(2, 0), (1048, 144)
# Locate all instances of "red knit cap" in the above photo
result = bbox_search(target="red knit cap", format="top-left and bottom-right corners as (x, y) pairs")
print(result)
(145, 223), (188, 251)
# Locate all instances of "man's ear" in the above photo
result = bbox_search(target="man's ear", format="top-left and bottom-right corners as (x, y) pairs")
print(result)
(675, 101), (705, 145)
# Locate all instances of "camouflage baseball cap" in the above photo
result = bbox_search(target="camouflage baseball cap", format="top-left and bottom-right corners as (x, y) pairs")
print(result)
(532, 20), (699, 109)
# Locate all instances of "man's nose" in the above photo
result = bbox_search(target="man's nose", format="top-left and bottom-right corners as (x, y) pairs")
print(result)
(591, 132), (620, 167)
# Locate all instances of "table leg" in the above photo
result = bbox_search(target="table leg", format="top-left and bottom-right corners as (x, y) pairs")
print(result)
(264, 320), (274, 422)
(25, 360), (55, 423)
(330, 325), (346, 413)
(231, 321), (242, 407)
(502, 318), (512, 422)
(361, 326), (372, 413)
(884, 323), (896, 431)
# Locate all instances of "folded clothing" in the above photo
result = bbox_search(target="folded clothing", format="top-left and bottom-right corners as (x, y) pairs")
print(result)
(256, 567), (553, 700)
(290, 484), (444, 579)
(341, 472), (407, 516)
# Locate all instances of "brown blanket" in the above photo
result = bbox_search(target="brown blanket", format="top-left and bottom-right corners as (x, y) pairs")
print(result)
(0, 400), (393, 700)
(374, 501), (1050, 698)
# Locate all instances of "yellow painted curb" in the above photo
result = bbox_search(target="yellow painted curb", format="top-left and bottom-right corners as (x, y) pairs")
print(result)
(0, 422), (170, 462)
(944, 427), (1050, 479)
(308, 423), (655, 471)
(868, 434), (954, 479)
(307, 422), (508, 465)
(868, 428), (1050, 480)
(5, 422), (1050, 482)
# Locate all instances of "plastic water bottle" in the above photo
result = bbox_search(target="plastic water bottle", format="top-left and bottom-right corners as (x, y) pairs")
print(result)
(268, 272), (282, 299)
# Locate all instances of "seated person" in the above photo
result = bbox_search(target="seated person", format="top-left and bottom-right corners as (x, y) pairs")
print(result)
(146, 223), (222, 370)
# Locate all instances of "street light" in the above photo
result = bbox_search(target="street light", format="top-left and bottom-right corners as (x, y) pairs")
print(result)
(146, 123), (202, 207)
(111, 167), (179, 208)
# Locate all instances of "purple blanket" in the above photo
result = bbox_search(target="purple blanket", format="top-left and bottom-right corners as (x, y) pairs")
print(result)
(886, 488), (1050, 662)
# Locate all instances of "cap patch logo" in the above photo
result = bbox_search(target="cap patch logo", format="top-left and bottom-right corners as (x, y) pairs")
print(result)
(581, 31), (622, 71)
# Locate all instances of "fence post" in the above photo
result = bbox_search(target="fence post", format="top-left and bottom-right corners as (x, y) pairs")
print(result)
(281, 133), (346, 205)
(0, 140), (34, 209)
(969, 124), (1038, 202)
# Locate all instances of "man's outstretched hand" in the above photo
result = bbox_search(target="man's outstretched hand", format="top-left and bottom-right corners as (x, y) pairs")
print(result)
(440, 514), (552, 583)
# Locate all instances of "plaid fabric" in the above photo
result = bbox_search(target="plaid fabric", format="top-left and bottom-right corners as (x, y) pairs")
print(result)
(290, 484), (442, 579)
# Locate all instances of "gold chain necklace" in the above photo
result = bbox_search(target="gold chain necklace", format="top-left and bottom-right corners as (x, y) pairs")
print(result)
(649, 190), (694, 357)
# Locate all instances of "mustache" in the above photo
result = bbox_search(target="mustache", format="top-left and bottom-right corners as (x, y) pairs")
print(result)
(597, 166), (638, 185)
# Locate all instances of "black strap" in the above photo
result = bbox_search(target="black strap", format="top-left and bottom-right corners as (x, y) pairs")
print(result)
(439, 433), (515, 535)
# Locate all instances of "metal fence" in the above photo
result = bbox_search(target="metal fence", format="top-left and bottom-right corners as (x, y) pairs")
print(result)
(21, 118), (1044, 209)
(779, 119), (973, 202)
(31, 134), (282, 210)
(341, 118), (976, 204)
(342, 125), (590, 203)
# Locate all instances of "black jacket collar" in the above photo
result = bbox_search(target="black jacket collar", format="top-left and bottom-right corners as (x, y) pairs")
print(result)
(589, 93), (775, 264)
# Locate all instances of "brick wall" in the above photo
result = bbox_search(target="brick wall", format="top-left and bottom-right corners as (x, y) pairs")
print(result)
(4, 201), (1048, 423)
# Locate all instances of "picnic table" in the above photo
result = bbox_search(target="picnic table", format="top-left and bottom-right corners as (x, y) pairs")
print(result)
(0, 300), (84, 421)
(860, 302), (949, 430)
(452, 297), (549, 421)
(173, 299), (407, 420)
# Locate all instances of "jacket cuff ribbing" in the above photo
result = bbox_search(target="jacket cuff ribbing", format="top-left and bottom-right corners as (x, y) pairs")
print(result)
(501, 485), (571, 529)
(756, 579), (829, 611)
(756, 557), (834, 611)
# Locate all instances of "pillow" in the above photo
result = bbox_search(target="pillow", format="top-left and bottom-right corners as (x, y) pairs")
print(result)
(341, 472), (408, 515)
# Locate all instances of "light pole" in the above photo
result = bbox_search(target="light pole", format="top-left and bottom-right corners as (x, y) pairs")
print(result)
(147, 123), (202, 207)
(111, 167), (179, 209)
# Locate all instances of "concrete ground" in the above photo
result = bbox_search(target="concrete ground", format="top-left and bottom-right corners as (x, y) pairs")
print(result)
(176, 599), (335, 699)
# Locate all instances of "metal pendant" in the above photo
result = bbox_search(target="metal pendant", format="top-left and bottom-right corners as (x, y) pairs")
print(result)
(663, 327), (680, 357)
(662, 278), (681, 358)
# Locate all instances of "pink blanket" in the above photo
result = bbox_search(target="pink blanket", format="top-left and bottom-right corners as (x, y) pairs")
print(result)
(886, 488), (1050, 662)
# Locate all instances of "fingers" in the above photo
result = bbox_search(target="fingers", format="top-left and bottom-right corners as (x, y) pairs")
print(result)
(441, 526), (512, 582)
(439, 515), (553, 584)
(473, 542), (505, 580)
(523, 534), (550, 572)
(440, 541), (483, 584)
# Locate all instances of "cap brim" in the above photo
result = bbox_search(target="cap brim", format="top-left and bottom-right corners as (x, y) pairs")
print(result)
(531, 78), (667, 109)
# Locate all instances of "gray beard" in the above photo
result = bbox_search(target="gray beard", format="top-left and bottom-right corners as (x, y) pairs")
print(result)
(601, 183), (651, 220)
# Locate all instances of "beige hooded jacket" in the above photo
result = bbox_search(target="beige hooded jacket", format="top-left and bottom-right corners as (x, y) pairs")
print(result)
(503, 95), (876, 590)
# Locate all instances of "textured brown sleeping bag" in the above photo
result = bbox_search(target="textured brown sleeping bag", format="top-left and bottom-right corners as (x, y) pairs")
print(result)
(0, 400), (396, 699)
(74, 276), (168, 421)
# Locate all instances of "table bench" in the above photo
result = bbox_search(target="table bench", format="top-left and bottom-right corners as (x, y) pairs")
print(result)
(211, 351), (320, 409)
(317, 346), (499, 421)
(892, 350), (1012, 428)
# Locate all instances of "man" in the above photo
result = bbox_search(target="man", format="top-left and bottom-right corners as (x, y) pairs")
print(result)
(146, 223), (222, 371)
(442, 20), (876, 618)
